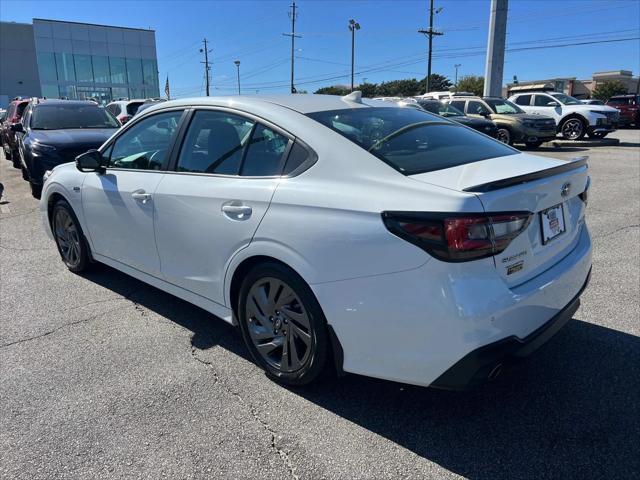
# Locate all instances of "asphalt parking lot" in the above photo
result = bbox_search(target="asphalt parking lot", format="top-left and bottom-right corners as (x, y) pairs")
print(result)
(1, 130), (638, 480)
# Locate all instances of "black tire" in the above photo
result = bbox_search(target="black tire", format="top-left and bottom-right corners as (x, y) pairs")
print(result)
(525, 141), (543, 149)
(29, 181), (42, 199)
(11, 152), (21, 169)
(21, 166), (29, 181)
(238, 262), (328, 386)
(3, 145), (12, 160)
(560, 117), (586, 140)
(496, 128), (512, 145)
(51, 199), (92, 273)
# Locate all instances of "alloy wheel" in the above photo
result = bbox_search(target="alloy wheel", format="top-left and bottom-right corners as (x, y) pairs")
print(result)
(496, 129), (510, 144)
(562, 119), (583, 140)
(245, 277), (312, 373)
(54, 208), (82, 267)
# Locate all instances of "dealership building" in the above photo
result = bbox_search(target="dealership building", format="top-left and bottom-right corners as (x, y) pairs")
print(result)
(0, 18), (159, 107)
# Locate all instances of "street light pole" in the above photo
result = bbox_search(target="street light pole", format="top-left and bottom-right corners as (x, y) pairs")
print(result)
(234, 60), (241, 95)
(348, 19), (361, 92)
(454, 63), (461, 91)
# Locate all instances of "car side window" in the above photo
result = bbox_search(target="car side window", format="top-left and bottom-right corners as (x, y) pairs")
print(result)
(177, 110), (254, 175)
(240, 124), (289, 177)
(107, 111), (182, 170)
(450, 100), (466, 112)
(468, 100), (491, 115)
(514, 95), (531, 106)
(534, 95), (554, 107)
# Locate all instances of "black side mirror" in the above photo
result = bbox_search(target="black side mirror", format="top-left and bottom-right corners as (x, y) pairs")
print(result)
(10, 123), (24, 133)
(76, 150), (105, 173)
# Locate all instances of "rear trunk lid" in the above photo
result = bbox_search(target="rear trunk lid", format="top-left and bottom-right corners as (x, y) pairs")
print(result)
(409, 153), (589, 286)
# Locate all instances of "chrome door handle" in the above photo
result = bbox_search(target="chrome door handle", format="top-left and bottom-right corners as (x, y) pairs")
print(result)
(222, 203), (252, 220)
(131, 190), (152, 203)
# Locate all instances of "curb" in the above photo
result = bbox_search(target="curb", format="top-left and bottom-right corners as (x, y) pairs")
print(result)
(549, 138), (620, 147)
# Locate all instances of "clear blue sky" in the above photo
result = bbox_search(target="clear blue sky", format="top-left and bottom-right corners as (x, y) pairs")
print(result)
(2, 0), (639, 97)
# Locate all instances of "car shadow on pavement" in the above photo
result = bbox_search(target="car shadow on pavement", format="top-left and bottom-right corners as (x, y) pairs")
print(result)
(82, 265), (639, 479)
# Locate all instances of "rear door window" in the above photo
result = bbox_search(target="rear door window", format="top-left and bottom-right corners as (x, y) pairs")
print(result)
(240, 124), (289, 176)
(307, 107), (517, 175)
(514, 94), (531, 105)
(449, 100), (466, 112)
(177, 110), (254, 175)
(468, 100), (492, 115)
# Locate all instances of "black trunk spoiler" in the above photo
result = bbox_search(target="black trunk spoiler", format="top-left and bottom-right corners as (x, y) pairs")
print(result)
(463, 156), (589, 193)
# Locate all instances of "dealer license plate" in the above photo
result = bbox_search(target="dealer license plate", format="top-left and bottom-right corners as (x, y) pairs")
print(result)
(541, 203), (566, 244)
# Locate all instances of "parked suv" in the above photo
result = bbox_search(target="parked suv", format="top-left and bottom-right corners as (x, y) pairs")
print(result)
(416, 99), (498, 138)
(14, 99), (120, 198)
(106, 99), (147, 125)
(1, 98), (30, 167)
(606, 94), (639, 127)
(509, 92), (619, 140)
(444, 96), (557, 148)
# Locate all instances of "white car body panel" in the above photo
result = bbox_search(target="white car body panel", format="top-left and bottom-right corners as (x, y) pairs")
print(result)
(82, 170), (165, 277)
(39, 95), (592, 388)
(154, 173), (279, 304)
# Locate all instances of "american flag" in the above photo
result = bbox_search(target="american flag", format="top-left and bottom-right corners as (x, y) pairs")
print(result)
(164, 76), (170, 100)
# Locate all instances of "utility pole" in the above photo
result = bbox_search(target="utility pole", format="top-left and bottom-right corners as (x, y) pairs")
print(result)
(454, 63), (461, 91)
(283, 1), (301, 93)
(483, 0), (508, 97)
(200, 38), (212, 96)
(348, 19), (361, 92)
(418, 0), (443, 94)
(234, 60), (241, 95)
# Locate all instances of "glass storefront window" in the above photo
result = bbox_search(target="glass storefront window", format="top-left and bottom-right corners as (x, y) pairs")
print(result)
(126, 58), (143, 86)
(59, 85), (77, 99)
(142, 59), (158, 86)
(37, 52), (58, 82)
(92, 56), (110, 83)
(111, 87), (129, 100)
(109, 57), (127, 84)
(55, 52), (76, 82)
(74, 54), (94, 83)
(41, 84), (60, 98)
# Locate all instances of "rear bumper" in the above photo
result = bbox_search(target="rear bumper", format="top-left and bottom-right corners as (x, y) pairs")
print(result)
(312, 223), (593, 388)
(431, 266), (591, 390)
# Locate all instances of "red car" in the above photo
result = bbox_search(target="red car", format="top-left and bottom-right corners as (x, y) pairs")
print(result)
(606, 94), (639, 128)
(1, 98), (30, 167)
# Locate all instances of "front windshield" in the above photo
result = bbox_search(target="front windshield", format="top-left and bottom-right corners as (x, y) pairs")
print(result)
(31, 104), (120, 130)
(307, 107), (517, 175)
(419, 101), (464, 117)
(484, 98), (524, 114)
(551, 93), (582, 105)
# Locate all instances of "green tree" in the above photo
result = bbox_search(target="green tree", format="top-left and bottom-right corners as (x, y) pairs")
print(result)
(358, 82), (377, 98)
(418, 74), (452, 94)
(314, 85), (351, 95)
(591, 80), (628, 101)
(456, 75), (485, 95)
(375, 78), (422, 97)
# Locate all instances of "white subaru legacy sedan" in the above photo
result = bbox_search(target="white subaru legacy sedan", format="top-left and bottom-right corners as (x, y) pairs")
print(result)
(39, 94), (592, 389)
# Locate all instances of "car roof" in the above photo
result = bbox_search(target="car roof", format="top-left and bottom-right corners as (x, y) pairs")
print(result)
(33, 99), (99, 106)
(145, 94), (395, 115)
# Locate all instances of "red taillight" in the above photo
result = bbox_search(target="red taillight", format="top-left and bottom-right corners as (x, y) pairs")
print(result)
(383, 212), (532, 262)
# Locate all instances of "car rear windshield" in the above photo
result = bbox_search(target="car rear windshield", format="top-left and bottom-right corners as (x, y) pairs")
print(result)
(418, 101), (464, 117)
(607, 97), (634, 106)
(31, 104), (120, 130)
(126, 102), (145, 115)
(307, 107), (517, 175)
